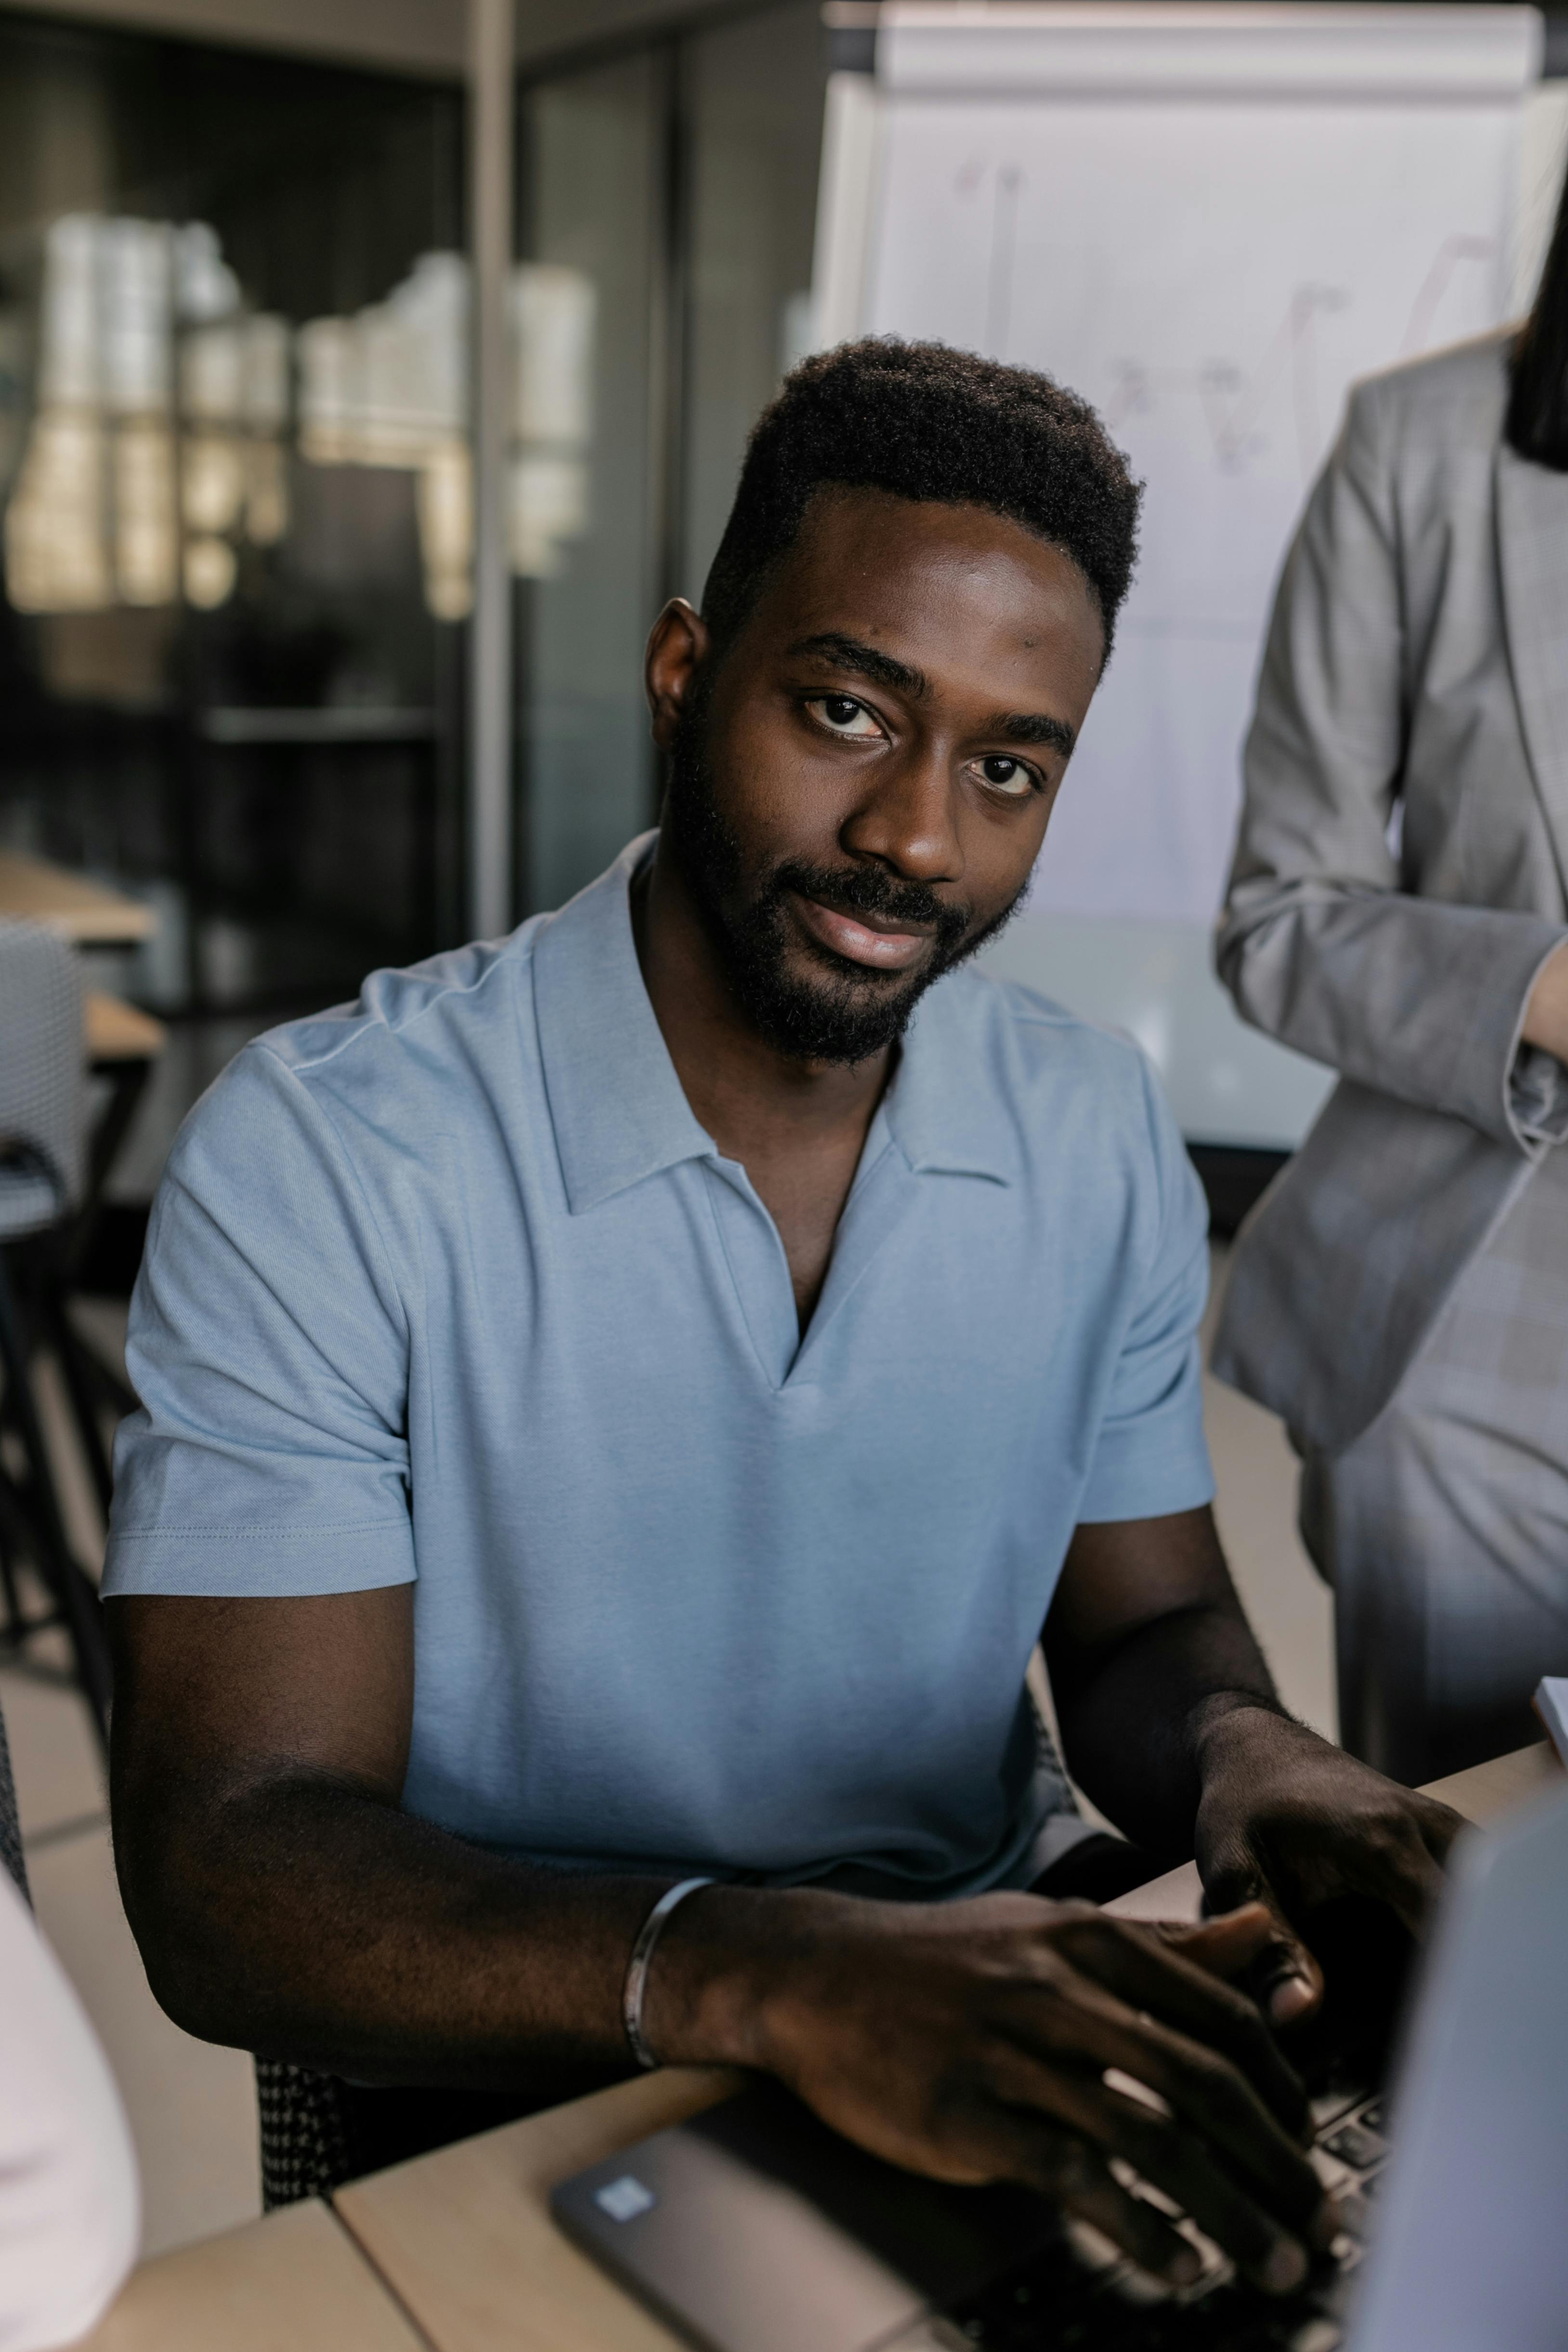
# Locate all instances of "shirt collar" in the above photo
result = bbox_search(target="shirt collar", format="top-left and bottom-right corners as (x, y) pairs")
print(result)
(533, 834), (715, 1214)
(532, 834), (1018, 1211)
(881, 964), (1019, 1188)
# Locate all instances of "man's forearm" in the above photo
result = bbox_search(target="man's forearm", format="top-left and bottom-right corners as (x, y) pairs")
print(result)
(117, 1769), (680, 2093)
(1048, 1602), (1282, 1861)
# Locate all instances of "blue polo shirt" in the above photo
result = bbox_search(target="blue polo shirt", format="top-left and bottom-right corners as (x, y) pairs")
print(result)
(105, 835), (1213, 1899)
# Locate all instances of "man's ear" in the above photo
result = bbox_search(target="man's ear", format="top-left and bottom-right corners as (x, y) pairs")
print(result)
(645, 598), (711, 750)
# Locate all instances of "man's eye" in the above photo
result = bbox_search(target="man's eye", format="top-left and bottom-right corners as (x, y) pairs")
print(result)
(810, 695), (882, 738)
(973, 755), (1038, 799)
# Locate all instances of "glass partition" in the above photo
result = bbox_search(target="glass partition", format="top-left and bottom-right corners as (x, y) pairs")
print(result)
(513, 2), (825, 917)
(0, 0), (829, 1216)
(0, 16), (464, 1202)
(680, 2), (824, 599)
(515, 52), (661, 916)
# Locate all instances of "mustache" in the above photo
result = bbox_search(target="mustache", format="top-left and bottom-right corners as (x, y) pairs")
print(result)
(772, 860), (970, 947)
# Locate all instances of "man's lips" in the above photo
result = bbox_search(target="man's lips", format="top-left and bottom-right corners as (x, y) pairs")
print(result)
(791, 890), (938, 972)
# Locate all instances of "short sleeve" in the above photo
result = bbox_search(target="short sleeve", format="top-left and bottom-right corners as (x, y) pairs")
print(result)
(1078, 1063), (1215, 1524)
(104, 1042), (416, 1598)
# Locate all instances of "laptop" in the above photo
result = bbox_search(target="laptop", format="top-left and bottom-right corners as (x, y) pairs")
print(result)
(553, 1783), (1568, 2352)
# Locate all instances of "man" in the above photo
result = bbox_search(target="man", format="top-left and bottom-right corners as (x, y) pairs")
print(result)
(106, 343), (1458, 2294)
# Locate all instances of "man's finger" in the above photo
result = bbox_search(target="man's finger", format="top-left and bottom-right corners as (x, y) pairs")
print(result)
(1254, 1922), (1323, 2027)
(1159, 1903), (1322, 2037)
(1334, 1825), (1451, 1941)
(985, 2054), (1324, 2297)
(1153, 1902), (1280, 1980)
(996, 1967), (1327, 2227)
(1095, 2082), (1316, 2297)
(1197, 1863), (1324, 2027)
(1044, 1911), (1311, 2137)
(977, 2110), (1201, 2287)
(1056, 2157), (1203, 2289)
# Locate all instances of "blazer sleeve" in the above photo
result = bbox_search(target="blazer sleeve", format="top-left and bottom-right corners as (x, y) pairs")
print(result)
(1216, 372), (1568, 1155)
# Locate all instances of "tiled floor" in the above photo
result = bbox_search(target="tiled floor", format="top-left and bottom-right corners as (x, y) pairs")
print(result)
(4, 1247), (1333, 2257)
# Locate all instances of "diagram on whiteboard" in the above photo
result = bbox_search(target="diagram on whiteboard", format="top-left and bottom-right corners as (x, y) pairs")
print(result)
(1099, 246), (1497, 483)
(864, 96), (1520, 921)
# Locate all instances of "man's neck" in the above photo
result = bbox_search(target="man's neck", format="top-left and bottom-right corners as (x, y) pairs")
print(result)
(631, 838), (892, 1173)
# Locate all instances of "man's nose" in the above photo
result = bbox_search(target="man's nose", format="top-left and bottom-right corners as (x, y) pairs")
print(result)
(839, 744), (962, 884)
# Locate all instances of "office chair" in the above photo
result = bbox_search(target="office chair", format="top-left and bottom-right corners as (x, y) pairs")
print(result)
(0, 919), (113, 1747)
(255, 2061), (353, 2208)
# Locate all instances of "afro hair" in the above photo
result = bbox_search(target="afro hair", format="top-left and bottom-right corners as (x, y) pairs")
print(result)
(701, 338), (1141, 660)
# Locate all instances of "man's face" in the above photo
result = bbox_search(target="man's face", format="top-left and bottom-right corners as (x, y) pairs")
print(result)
(653, 486), (1106, 1065)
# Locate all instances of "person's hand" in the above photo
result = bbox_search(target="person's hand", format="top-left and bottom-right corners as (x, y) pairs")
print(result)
(1521, 937), (1568, 1063)
(650, 1883), (1338, 2295)
(1192, 1704), (1465, 2027)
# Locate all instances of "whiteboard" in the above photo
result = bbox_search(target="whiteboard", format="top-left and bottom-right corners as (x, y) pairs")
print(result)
(810, 5), (1550, 1147)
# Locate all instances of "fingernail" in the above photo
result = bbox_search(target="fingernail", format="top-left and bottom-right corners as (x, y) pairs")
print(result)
(1268, 1974), (1316, 2025)
(1262, 2237), (1308, 2295)
(1166, 2245), (1203, 2288)
(1311, 2198), (1342, 2252)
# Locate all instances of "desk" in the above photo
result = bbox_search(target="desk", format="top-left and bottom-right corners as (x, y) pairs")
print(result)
(85, 989), (167, 1063)
(76, 2196), (427, 2352)
(0, 850), (157, 945)
(333, 1743), (1556, 2352)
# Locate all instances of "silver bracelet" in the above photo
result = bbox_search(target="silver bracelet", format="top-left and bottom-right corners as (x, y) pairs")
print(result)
(623, 1877), (714, 2072)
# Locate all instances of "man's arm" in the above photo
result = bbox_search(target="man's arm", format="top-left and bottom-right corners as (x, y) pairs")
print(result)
(1044, 1505), (1464, 2022)
(112, 1587), (1335, 2295)
(108, 1591), (667, 2100)
(1217, 369), (1568, 1154)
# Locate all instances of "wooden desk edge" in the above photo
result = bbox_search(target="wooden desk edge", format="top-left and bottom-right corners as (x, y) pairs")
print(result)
(0, 852), (157, 944)
(85, 989), (169, 1062)
(78, 2195), (430, 2351)
(335, 2069), (743, 2352)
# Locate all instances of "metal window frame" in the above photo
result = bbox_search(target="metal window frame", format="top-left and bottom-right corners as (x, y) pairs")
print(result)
(468, 0), (517, 941)
(470, 0), (822, 932)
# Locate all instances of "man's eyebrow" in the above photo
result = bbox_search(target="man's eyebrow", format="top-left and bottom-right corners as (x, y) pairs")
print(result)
(786, 633), (930, 701)
(988, 709), (1077, 757)
(788, 634), (1076, 757)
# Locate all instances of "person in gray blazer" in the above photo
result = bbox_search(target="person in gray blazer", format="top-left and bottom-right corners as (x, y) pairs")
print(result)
(1212, 174), (1568, 1789)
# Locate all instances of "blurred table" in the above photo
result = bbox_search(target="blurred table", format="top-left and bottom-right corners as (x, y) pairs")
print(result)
(77, 2197), (426, 2352)
(0, 850), (156, 945)
(85, 990), (167, 1063)
(331, 1742), (1556, 2352)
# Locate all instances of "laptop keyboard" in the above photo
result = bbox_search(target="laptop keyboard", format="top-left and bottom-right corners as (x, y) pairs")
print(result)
(883, 2090), (1389, 2352)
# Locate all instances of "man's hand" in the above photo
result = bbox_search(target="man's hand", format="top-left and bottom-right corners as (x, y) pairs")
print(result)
(1043, 1510), (1465, 2029)
(648, 1883), (1338, 2295)
(1192, 1704), (1465, 2026)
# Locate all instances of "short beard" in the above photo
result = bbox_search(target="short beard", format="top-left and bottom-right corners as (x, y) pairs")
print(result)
(662, 693), (1027, 1066)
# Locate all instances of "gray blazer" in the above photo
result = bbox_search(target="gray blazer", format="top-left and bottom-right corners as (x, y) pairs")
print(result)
(1211, 331), (1568, 1454)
